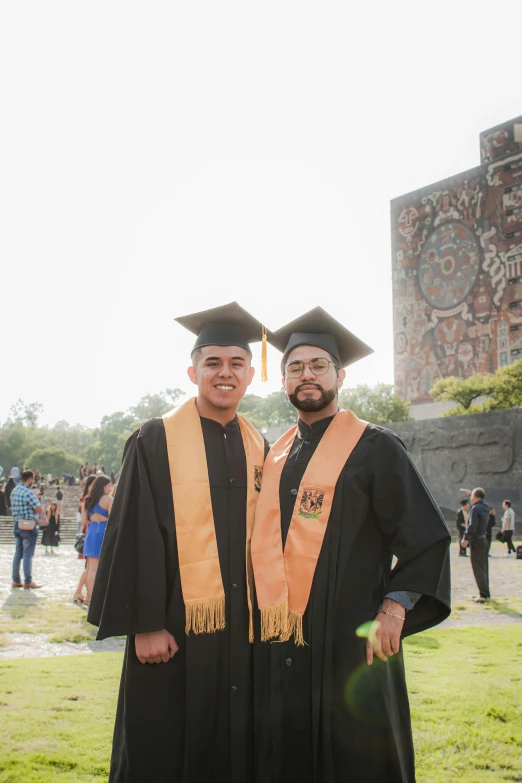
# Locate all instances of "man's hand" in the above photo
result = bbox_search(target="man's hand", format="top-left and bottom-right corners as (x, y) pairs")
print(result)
(135, 629), (178, 664)
(366, 599), (405, 665)
(461, 539), (469, 548)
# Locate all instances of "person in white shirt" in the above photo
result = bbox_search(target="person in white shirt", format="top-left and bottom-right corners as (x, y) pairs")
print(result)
(501, 500), (516, 556)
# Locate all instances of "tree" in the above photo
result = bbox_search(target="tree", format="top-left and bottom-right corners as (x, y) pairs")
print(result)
(0, 423), (28, 473)
(430, 360), (522, 416)
(429, 374), (491, 412)
(238, 391), (296, 430)
(7, 399), (44, 427)
(338, 383), (411, 424)
(258, 391), (296, 428)
(236, 394), (266, 429)
(25, 447), (81, 476)
(86, 412), (140, 472)
(487, 359), (522, 409)
(129, 388), (185, 422)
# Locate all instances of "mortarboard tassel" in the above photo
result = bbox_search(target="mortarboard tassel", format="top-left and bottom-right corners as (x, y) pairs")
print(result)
(261, 324), (268, 382)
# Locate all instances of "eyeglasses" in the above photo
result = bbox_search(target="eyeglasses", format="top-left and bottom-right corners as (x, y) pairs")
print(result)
(284, 358), (336, 378)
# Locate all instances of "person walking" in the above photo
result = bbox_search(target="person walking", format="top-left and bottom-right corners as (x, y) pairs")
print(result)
(486, 507), (496, 555)
(456, 499), (469, 556)
(83, 475), (113, 604)
(0, 482), (6, 516)
(5, 476), (16, 510)
(11, 470), (43, 589)
(55, 485), (64, 517)
(11, 466), (21, 485)
(72, 474), (97, 604)
(462, 487), (490, 602)
(41, 502), (60, 554)
(501, 500), (516, 556)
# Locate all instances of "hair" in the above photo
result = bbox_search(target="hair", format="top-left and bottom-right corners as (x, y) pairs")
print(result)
(191, 345), (252, 367)
(473, 487), (485, 500)
(81, 473), (97, 502)
(281, 349), (341, 377)
(47, 502), (59, 517)
(504, 499), (511, 507)
(460, 499), (469, 506)
(21, 470), (34, 482)
(84, 475), (111, 512)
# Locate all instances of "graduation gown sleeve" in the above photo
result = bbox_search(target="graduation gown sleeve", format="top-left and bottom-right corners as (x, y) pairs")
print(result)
(88, 425), (168, 639)
(369, 428), (451, 637)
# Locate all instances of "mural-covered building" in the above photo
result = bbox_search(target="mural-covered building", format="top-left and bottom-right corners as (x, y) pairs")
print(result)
(391, 115), (522, 406)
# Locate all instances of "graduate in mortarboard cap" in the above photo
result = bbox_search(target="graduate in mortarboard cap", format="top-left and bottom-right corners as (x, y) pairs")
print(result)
(89, 303), (273, 783)
(251, 307), (451, 783)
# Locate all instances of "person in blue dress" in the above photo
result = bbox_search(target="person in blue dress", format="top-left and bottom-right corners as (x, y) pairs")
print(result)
(82, 475), (113, 604)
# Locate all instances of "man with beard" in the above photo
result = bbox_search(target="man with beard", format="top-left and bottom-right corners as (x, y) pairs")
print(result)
(251, 307), (451, 783)
(89, 303), (271, 783)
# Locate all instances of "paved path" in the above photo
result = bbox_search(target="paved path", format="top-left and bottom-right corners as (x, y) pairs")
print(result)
(0, 544), (126, 659)
(0, 540), (520, 659)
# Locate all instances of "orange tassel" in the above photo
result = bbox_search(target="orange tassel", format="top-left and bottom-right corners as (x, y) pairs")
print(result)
(261, 325), (268, 382)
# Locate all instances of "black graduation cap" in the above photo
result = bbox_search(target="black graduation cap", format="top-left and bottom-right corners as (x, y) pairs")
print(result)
(271, 306), (373, 369)
(175, 302), (272, 379)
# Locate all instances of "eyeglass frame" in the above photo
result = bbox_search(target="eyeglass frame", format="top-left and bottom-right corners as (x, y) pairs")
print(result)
(283, 358), (339, 378)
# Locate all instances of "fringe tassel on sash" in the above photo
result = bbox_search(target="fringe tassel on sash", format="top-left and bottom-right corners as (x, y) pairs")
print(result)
(260, 600), (288, 642)
(260, 603), (306, 646)
(281, 611), (306, 647)
(185, 597), (226, 635)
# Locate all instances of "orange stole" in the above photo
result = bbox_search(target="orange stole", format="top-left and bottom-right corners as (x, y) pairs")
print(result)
(251, 410), (368, 645)
(163, 398), (265, 640)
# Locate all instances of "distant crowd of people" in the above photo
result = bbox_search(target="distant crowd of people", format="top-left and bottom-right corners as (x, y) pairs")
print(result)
(3, 462), (116, 595)
(79, 463), (117, 487)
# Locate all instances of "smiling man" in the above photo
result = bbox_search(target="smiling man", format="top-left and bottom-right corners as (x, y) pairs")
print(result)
(89, 303), (270, 783)
(251, 307), (451, 783)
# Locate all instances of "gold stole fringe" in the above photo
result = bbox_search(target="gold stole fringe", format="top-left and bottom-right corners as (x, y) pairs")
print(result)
(163, 399), (264, 638)
(253, 411), (368, 646)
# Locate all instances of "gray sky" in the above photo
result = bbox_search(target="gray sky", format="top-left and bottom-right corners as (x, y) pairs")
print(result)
(1, 1), (521, 427)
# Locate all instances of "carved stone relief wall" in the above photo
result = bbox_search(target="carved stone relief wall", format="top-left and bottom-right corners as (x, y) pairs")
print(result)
(389, 408), (522, 521)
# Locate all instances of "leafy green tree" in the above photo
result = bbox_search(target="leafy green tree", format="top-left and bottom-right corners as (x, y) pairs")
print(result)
(25, 447), (81, 476)
(0, 423), (28, 473)
(430, 360), (522, 416)
(338, 383), (411, 424)
(236, 394), (266, 429)
(429, 374), (491, 412)
(259, 391), (296, 428)
(7, 399), (44, 427)
(486, 360), (522, 409)
(130, 388), (185, 421)
(48, 423), (95, 458)
(86, 412), (139, 472)
(238, 390), (296, 429)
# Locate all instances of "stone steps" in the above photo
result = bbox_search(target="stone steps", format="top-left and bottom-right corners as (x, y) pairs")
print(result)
(0, 516), (79, 544)
(1, 482), (82, 546)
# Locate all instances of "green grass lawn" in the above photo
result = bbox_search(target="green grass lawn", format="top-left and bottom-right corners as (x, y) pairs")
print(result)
(0, 595), (97, 644)
(0, 626), (520, 782)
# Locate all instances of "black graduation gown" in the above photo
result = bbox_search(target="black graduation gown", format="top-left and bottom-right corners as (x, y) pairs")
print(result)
(253, 417), (451, 783)
(88, 415), (266, 783)
(41, 512), (60, 547)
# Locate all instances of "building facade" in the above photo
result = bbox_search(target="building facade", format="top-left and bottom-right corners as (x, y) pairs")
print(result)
(391, 115), (522, 405)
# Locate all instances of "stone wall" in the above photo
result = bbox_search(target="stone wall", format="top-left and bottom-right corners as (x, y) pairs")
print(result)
(389, 409), (522, 528)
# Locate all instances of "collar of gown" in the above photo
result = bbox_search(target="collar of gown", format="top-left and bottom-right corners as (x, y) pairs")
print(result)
(200, 414), (239, 434)
(296, 413), (337, 440)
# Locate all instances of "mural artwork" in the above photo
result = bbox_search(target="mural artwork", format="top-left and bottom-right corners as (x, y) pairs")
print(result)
(391, 115), (522, 403)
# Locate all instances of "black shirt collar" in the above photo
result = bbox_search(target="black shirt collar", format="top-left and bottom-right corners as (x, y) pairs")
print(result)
(297, 414), (336, 440)
(200, 414), (239, 434)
